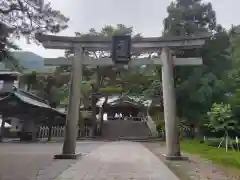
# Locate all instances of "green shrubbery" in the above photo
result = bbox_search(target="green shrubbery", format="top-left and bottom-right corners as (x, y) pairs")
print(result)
(205, 103), (239, 136)
(99, 87), (123, 94)
(181, 140), (240, 169)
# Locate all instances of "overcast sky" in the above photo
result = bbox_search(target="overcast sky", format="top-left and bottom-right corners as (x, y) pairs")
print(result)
(15, 0), (240, 58)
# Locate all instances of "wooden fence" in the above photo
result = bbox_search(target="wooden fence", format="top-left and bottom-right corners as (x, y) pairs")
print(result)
(37, 125), (94, 139)
(157, 126), (195, 138)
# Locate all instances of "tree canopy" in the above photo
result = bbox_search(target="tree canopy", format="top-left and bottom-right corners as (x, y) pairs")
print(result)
(162, 0), (231, 131)
(0, 0), (69, 39)
(0, 0), (69, 66)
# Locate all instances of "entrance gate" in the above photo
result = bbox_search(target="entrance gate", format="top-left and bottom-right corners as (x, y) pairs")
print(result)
(36, 33), (209, 159)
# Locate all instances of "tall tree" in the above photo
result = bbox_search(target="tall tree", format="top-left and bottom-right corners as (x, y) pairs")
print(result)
(0, 23), (22, 70)
(0, 0), (69, 70)
(0, 0), (69, 40)
(21, 71), (37, 91)
(65, 24), (141, 136)
(164, 0), (216, 36)
(36, 75), (61, 141)
(163, 0), (231, 136)
(224, 26), (240, 132)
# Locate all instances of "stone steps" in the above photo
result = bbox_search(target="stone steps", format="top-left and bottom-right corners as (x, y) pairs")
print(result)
(102, 120), (152, 139)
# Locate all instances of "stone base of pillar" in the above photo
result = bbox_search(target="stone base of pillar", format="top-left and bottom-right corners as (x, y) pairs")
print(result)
(53, 153), (82, 160)
(162, 154), (189, 161)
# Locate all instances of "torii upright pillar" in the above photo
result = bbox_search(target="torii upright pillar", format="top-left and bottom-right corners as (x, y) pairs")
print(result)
(54, 47), (83, 159)
(161, 47), (181, 159)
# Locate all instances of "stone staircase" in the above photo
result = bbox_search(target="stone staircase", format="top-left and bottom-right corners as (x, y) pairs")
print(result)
(102, 120), (152, 140)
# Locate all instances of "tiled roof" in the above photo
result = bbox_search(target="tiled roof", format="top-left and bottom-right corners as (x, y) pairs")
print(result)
(0, 71), (21, 75)
(10, 87), (65, 115)
(14, 90), (50, 109)
(97, 95), (152, 107)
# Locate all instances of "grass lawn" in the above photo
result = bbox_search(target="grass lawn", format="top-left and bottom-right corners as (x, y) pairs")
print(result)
(181, 140), (240, 169)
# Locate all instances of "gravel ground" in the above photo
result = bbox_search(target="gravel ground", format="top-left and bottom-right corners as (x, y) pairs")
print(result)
(143, 142), (240, 180)
(0, 141), (105, 180)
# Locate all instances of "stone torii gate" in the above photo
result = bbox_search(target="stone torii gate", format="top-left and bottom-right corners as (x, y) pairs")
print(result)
(36, 33), (209, 159)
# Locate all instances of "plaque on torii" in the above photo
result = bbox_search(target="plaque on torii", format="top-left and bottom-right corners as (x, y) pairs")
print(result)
(112, 35), (131, 64)
(36, 32), (210, 160)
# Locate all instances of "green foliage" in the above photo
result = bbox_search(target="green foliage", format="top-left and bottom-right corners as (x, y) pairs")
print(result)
(99, 87), (123, 94)
(205, 103), (237, 133)
(1, 51), (24, 71)
(37, 75), (61, 106)
(65, 24), (141, 91)
(0, 0), (68, 73)
(21, 72), (66, 107)
(0, 0), (69, 40)
(60, 80), (93, 106)
(0, 23), (22, 70)
(80, 111), (92, 119)
(61, 96), (68, 105)
(22, 71), (37, 91)
(155, 120), (165, 133)
(81, 81), (92, 96)
(163, 0), (231, 130)
(151, 113), (165, 133)
(122, 67), (160, 98)
(80, 80), (93, 107)
(181, 140), (240, 169)
(164, 0), (216, 36)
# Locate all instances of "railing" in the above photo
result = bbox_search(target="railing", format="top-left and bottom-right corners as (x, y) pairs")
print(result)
(106, 115), (158, 137)
(146, 113), (158, 137)
(37, 125), (93, 139)
(157, 126), (195, 138)
(107, 116), (143, 121)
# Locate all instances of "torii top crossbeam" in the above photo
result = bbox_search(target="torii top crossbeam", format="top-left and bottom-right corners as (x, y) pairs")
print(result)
(36, 32), (211, 67)
(35, 33), (211, 51)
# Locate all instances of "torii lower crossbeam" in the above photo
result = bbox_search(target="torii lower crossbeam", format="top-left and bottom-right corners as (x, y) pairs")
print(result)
(44, 57), (202, 66)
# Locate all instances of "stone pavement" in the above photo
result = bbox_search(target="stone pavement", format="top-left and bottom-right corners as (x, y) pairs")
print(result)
(0, 141), (105, 180)
(55, 141), (179, 180)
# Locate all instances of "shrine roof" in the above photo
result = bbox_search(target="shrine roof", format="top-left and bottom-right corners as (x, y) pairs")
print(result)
(14, 89), (50, 109)
(97, 95), (152, 107)
(0, 71), (21, 75)
(0, 87), (65, 116)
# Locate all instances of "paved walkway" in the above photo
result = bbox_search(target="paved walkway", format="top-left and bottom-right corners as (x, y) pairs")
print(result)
(0, 141), (105, 180)
(55, 141), (179, 180)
